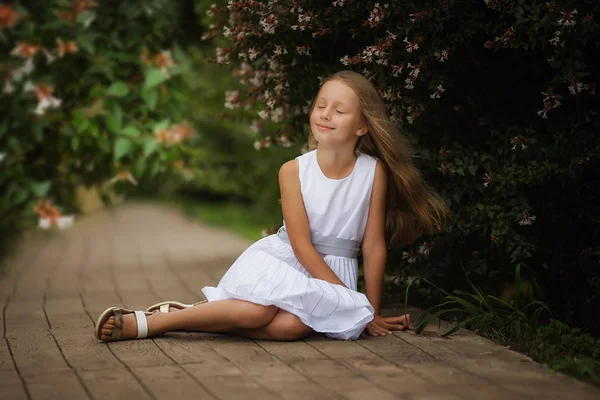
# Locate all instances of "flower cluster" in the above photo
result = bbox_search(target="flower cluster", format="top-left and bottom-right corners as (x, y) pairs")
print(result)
(109, 170), (138, 186)
(365, 3), (389, 28)
(483, 172), (494, 187)
(253, 132), (292, 150)
(430, 84), (445, 99)
(55, 0), (97, 27)
(404, 62), (422, 90)
(409, 11), (429, 24)
(224, 90), (241, 109)
(406, 104), (425, 124)
(259, 13), (278, 34)
(155, 121), (196, 146)
(0, 4), (19, 29)
(518, 213), (537, 226)
(558, 9), (578, 27)
(537, 91), (561, 119)
(141, 49), (175, 76)
(434, 48), (450, 63)
(484, 26), (516, 49)
(24, 82), (62, 116)
(510, 136), (527, 150)
(403, 35), (423, 53)
(34, 199), (74, 230)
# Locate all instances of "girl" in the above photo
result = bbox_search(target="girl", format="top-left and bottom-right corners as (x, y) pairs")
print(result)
(95, 70), (450, 342)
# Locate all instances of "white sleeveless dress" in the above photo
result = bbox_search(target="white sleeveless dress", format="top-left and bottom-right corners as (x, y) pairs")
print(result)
(202, 149), (377, 340)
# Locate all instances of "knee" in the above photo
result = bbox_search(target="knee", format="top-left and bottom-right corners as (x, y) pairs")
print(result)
(237, 304), (277, 329)
(268, 314), (311, 341)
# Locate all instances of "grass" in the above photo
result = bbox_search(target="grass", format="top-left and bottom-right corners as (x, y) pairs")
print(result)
(167, 196), (278, 242)
(406, 264), (600, 385)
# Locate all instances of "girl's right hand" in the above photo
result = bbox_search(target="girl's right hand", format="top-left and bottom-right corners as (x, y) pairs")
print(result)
(363, 314), (412, 336)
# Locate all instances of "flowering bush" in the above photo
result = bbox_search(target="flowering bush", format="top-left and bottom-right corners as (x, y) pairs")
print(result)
(0, 1), (198, 250)
(204, 0), (600, 332)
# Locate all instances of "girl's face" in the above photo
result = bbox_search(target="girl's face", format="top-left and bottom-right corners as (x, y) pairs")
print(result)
(310, 79), (365, 147)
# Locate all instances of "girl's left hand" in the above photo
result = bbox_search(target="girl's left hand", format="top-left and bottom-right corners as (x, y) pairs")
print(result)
(363, 314), (412, 336)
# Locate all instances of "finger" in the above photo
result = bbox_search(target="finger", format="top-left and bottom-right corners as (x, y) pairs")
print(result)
(384, 314), (411, 324)
(374, 325), (392, 335)
(382, 321), (405, 331)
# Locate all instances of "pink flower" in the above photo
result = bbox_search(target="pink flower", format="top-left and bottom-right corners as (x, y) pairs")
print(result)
(519, 213), (537, 226)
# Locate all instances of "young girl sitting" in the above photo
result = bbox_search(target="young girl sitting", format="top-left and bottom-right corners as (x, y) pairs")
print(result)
(95, 70), (450, 342)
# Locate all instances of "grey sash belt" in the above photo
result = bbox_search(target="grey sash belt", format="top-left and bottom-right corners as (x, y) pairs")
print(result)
(276, 226), (360, 258)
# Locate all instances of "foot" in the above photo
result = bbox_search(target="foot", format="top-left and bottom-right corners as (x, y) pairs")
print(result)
(99, 312), (157, 342)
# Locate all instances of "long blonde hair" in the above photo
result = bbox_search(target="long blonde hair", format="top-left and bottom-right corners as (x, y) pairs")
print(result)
(308, 70), (451, 247)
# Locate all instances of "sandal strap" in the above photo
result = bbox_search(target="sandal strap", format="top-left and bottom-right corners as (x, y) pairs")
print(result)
(134, 310), (148, 339)
(160, 304), (170, 313)
(113, 308), (123, 340)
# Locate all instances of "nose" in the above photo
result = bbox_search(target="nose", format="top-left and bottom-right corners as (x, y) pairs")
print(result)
(320, 106), (331, 121)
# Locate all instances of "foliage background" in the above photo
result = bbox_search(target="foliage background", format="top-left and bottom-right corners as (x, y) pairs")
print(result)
(201, 0), (600, 335)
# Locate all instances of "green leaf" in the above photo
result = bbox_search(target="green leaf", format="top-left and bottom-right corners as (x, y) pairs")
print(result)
(114, 138), (133, 161)
(105, 113), (122, 134)
(455, 158), (464, 166)
(144, 68), (168, 89)
(71, 136), (80, 151)
(135, 157), (146, 177)
(143, 138), (160, 157)
(121, 124), (141, 137)
(141, 88), (159, 110)
(107, 81), (129, 97)
(30, 180), (51, 197)
(468, 165), (477, 176)
(77, 34), (95, 54)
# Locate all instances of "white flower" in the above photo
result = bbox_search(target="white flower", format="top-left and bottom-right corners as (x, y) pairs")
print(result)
(43, 50), (56, 64)
(296, 46), (311, 56)
(434, 49), (449, 63)
(333, 0), (345, 6)
(224, 90), (240, 110)
(34, 97), (61, 115)
(271, 107), (285, 123)
(82, 12), (96, 29)
(0, 153), (6, 162)
(340, 55), (350, 66)
(519, 214), (537, 226)
(430, 84), (446, 99)
(38, 218), (52, 229)
(253, 140), (262, 151)
(250, 120), (261, 133)
(259, 14), (278, 34)
(247, 48), (259, 61)
(3, 80), (15, 94)
(12, 58), (35, 82)
(273, 45), (288, 56)
(258, 109), (269, 120)
(110, 171), (138, 186)
(57, 215), (75, 229)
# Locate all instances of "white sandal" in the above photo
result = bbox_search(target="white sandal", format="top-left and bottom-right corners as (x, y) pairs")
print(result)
(145, 300), (207, 313)
(95, 307), (152, 342)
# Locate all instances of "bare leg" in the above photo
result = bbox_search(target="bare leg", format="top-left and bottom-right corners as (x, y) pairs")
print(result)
(230, 309), (313, 341)
(99, 299), (278, 341)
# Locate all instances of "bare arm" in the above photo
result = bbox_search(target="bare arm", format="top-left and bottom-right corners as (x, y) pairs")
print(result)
(362, 160), (388, 316)
(279, 160), (347, 287)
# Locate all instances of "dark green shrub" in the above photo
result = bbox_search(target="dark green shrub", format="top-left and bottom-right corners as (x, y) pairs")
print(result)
(204, 0), (600, 333)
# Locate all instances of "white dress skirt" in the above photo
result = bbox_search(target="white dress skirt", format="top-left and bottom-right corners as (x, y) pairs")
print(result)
(202, 150), (378, 340)
(201, 235), (374, 340)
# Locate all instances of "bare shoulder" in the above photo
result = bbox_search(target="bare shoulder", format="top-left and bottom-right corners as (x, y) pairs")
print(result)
(373, 158), (388, 186)
(278, 159), (299, 181)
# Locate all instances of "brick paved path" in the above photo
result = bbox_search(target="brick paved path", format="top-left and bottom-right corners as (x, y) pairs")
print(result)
(1, 203), (598, 400)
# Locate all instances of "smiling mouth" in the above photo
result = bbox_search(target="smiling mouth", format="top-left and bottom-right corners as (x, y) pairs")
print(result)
(316, 124), (334, 130)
